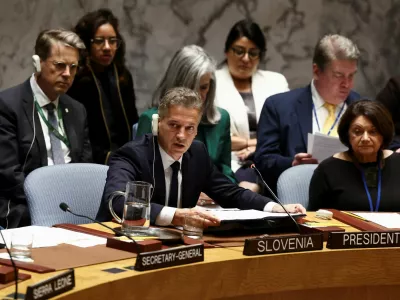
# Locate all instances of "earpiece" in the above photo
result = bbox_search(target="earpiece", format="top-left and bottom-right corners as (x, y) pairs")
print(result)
(32, 55), (41, 73)
(152, 114), (159, 136)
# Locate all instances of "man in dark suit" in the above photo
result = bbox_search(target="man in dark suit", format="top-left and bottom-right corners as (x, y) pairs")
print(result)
(96, 87), (305, 226)
(255, 34), (361, 195)
(376, 76), (400, 151)
(0, 29), (92, 228)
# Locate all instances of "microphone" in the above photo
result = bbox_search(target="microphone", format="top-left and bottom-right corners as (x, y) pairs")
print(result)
(250, 164), (302, 233)
(59, 203), (138, 247)
(0, 230), (18, 299)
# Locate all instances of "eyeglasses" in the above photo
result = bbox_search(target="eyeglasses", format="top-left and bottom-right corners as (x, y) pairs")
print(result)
(230, 46), (261, 60)
(51, 61), (78, 75)
(91, 37), (122, 48)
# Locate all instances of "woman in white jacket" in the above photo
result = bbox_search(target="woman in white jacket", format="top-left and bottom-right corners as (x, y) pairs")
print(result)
(215, 19), (289, 192)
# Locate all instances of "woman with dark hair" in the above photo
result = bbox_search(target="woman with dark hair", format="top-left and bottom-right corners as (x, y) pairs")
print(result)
(68, 9), (138, 164)
(215, 19), (289, 192)
(309, 100), (400, 211)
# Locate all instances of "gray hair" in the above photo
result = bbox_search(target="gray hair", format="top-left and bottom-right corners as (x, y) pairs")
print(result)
(34, 29), (85, 60)
(158, 87), (203, 119)
(152, 45), (220, 125)
(313, 34), (360, 70)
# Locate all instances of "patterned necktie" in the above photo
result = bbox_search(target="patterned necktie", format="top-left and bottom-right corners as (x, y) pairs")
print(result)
(322, 103), (338, 137)
(168, 161), (180, 208)
(46, 103), (65, 164)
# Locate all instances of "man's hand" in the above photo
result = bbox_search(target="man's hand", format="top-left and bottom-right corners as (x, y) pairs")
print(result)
(292, 153), (318, 167)
(272, 203), (306, 214)
(396, 148), (400, 153)
(171, 208), (220, 227)
(236, 146), (256, 161)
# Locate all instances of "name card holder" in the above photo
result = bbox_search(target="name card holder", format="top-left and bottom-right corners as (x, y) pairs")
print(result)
(135, 244), (204, 271)
(25, 269), (75, 300)
(243, 233), (323, 256)
(327, 231), (400, 249)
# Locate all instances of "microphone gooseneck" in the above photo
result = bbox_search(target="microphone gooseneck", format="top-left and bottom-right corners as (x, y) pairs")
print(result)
(0, 230), (18, 299)
(58, 203), (138, 247)
(250, 164), (302, 233)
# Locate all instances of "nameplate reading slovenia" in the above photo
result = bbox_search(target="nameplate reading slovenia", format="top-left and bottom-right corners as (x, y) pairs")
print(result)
(327, 231), (400, 249)
(243, 233), (323, 256)
(25, 269), (75, 300)
(135, 244), (204, 271)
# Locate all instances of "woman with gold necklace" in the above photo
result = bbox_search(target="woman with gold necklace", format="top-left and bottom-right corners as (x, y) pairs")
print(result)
(68, 9), (138, 164)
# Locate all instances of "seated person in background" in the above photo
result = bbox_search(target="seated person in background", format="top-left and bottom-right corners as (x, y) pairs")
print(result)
(309, 100), (400, 212)
(0, 29), (92, 228)
(96, 87), (305, 226)
(136, 45), (240, 203)
(68, 9), (139, 164)
(255, 34), (361, 195)
(215, 19), (289, 192)
(376, 76), (400, 151)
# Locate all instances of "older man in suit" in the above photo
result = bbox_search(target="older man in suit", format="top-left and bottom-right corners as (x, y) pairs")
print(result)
(96, 87), (305, 226)
(0, 29), (92, 228)
(255, 34), (361, 195)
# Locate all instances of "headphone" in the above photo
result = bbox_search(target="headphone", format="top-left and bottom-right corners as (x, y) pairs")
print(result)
(32, 55), (41, 73)
(152, 114), (159, 136)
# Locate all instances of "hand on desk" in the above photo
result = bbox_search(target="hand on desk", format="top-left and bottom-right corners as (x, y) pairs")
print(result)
(172, 208), (220, 227)
(272, 203), (306, 214)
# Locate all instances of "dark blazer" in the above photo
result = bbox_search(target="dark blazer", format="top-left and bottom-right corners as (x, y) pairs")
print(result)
(96, 134), (271, 224)
(254, 85), (360, 194)
(136, 107), (236, 183)
(0, 79), (92, 228)
(67, 65), (139, 164)
(376, 76), (400, 150)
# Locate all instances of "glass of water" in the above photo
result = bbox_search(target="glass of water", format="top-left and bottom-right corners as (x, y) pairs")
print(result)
(183, 214), (204, 240)
(10, 232), (33, 261)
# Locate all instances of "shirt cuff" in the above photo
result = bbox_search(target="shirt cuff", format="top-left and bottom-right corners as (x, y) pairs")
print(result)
(155, 206), (177, 226)
(264, 201), (277, 212)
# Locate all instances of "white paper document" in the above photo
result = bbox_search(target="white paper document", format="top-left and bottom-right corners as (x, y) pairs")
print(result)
(352, 212), (400, 229)
(208, 209), (303, 221)
(308, 132), (348, 162)
(0, 226), (106, 249)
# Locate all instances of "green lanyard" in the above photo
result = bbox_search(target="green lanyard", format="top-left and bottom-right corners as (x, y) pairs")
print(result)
(34, 99), (70, 148)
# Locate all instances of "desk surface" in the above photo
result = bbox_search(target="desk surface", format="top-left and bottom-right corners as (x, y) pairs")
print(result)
(1, 213), (400, 300)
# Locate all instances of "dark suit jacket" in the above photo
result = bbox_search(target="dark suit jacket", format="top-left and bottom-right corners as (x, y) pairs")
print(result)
(0, 79), (92, 228)
(96, 134), (271, 224)
(254, 85), (360, 194)
(376, 76), (400, 150)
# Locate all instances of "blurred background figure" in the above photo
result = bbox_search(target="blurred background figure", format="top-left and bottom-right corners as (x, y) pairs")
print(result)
(309, 100), (400, 211)
(215, 19), (289, 192)
(68, 9), (139, 164)
(136, 45), (240, 203)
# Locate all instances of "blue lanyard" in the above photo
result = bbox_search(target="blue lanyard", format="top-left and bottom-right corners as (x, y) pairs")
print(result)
(360, 164), (382, 212)
(312, 103), (345, 136)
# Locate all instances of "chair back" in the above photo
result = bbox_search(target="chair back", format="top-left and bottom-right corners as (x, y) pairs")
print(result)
(24, 163), (108, 226)
(277, 164), (318, 209)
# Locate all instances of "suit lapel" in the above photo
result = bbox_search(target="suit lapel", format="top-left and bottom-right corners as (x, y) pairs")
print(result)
(148, 138), (166, 204)
(295, 86), (313, 147)
(59, 96), (77, 161)
(181, 150), (192, 208)
(22, 81), (47, 166)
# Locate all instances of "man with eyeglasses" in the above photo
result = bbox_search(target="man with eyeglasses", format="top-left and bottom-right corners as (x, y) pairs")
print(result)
(0, 29), (92, 228)
(96, 87), (305, 227)
(254, 34), (361, 197)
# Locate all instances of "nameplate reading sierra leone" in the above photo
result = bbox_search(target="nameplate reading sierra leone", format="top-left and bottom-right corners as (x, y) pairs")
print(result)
(25, 269), (75, 300)
(135, 244), (204, 271)
(327, 231), (400, 249)
(243, 233), (323, 256)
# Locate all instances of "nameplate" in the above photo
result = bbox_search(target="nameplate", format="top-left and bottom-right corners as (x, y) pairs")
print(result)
(243, 233), (323, 256)
(25, 269), (75, 300)
(327, 231), (400, 249)
(135, 244), (204, 271)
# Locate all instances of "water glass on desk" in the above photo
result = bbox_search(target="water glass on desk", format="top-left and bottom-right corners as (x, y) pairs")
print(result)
(183, 214), (204, 240)
(108, 181), (152, 235)
(10, 232), (33, 261)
